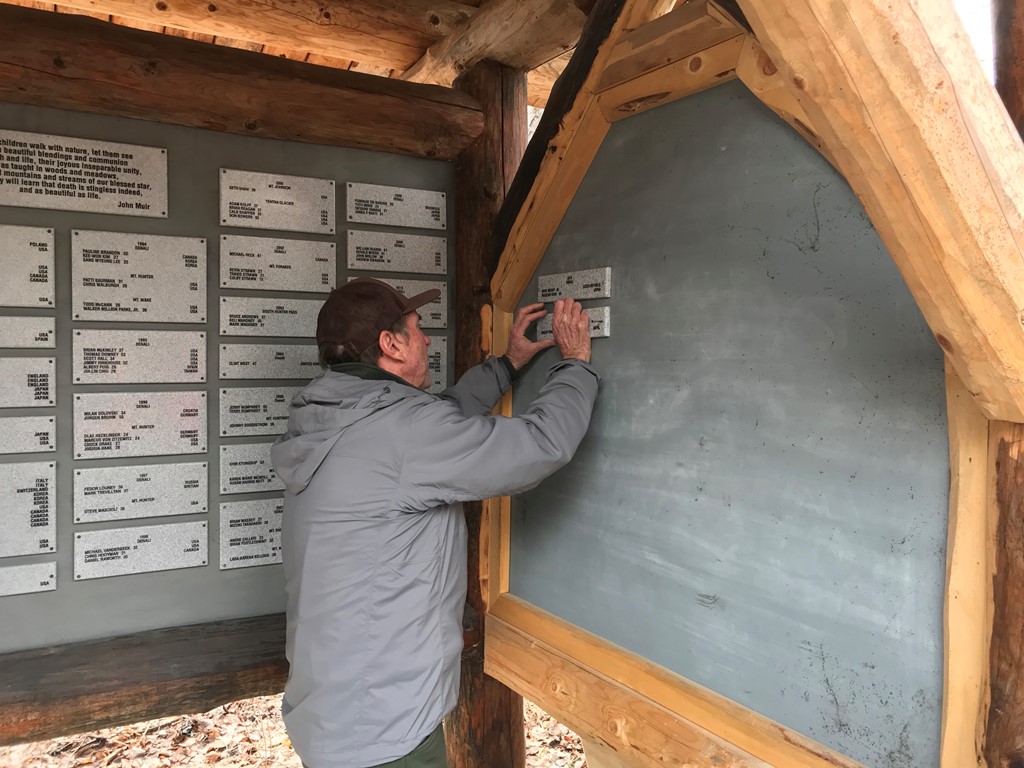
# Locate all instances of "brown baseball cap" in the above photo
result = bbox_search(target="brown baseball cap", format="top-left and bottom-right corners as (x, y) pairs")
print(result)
(316, 277), (441, 356)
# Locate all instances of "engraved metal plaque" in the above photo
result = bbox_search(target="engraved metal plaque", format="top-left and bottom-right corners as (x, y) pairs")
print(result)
(0, 461), (56, 558)
(219, 343), (319, 380)
(74, 330), (205, 384)
(220, 235), (334, 293)
(72, 230), (207, 322)
(347, 230), (447, 274)
(537, 306), (611, 341)
(220, 169), (335, 234)
(538, 267), (612, 302)
(74, 391), (207, 459)
(220, 296), (320, 338)
(74, 521), (208, 581)
(0, 317), (55, 348)
(219, 498), (283, 570)
(1, 416), (56, 454)
(220, 443), (282, 495)
(346, 182), (446, 230)
(0, 130), (167, 217)
(220, 386), (299, 437)
(348, 277), (447, 328)
(427, 336), (448, 394)
(0, 561), (56, 597)
(74, 462), (208, 523)
(0, 358), (54, 407)
(0, 225), (54, 308)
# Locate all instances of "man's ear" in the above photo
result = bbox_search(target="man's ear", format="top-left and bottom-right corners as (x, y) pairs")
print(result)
(378, 328), (404, 361)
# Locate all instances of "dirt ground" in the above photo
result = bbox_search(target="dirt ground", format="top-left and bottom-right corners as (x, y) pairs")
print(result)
(0, 696), (585, 768)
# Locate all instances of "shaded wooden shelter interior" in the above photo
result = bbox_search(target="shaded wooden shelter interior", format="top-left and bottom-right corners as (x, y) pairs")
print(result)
(1, 0), (1024, 766)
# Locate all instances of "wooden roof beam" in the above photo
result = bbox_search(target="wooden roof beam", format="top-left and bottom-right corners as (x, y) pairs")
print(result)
(736, 0), (1024, 422)
(400, 0), (588, 87)
(0, 5), (484, 160)
(31, 0), (478, 71)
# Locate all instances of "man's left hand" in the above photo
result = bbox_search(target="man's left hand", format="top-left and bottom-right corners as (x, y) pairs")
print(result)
(505, 303), (556, 370)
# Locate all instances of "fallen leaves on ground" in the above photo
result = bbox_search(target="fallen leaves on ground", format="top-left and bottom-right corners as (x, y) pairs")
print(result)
(0, 697), (585, 768)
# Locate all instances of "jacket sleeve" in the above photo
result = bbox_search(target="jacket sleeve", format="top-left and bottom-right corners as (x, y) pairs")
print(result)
(437, 356), (513, 417)
(395, 360), (599, 511)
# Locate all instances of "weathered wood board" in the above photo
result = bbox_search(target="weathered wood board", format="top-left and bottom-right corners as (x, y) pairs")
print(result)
(510, 81), (947, 765)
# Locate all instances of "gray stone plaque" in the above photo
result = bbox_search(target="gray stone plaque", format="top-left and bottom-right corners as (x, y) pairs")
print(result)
(0, 317), (55, 348)
(220, 169), (335, 234)
(538, 267), (612, 302)
(220, 443), (283, 495)
(427, 336), (448, 394)
(219, 343), (319, 380)
(349, 277), (447, 328)
(537, 306), (611, 341)
(220, 386), (299, 437)
(219, 498), (283, 570)
(0, 561), (56, 598)
(74, 330), (206, 384)
(220, 235), (334, 293)
(346, 182), (446, 230)
(74, 521), (208, 581)
(0, 225), (54, 308)
(74, 462), (208, 523)
(0, 130), (167, 217)
(0, 358), (54, 408)
(219, 296), (320, 338)
(72, 230), (207, 323)
(1, 416), (56, 454)
(347, 230), (447, 274)
(0, 461), (56, 558)
(74, 391), (207, 459)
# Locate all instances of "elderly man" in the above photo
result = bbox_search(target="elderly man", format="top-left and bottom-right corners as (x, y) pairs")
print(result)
(272, 277), (599, 768)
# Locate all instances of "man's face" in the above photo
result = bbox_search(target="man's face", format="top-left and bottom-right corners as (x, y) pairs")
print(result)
(399, 311), (432, 389)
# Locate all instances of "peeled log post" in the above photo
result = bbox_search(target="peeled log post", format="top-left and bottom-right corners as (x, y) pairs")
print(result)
(448, 60), (528, 768)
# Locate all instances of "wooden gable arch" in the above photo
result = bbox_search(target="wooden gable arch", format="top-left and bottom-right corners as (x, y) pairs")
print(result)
(484, 0), (1024, 766)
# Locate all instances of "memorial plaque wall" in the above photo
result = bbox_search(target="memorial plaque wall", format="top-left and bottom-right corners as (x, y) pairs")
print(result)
(0, 225), (54, 307)
(73, 330), (205, 384)
(0, 104), (453, 657)
(72, 230), (207, 323)
(0, 357), (55, 407)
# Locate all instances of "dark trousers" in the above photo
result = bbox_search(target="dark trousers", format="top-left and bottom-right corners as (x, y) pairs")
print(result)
(303, 723), (447, 768)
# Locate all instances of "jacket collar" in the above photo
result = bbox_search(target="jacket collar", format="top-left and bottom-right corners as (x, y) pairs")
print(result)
(330, 362), (418, 390)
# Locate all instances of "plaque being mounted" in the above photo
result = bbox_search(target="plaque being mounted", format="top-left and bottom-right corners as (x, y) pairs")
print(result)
(347, 230), (447, 275)
(0, 130), (167, 217)
(0, 461), (56, 558)
(538, 267), (612, 302)
(221, 169), (335, 234)
(220, 443), (283, 495)
(537, 306), (611, 341)
(0, 225), (54, 308)
(427, 336), (448, 395)
(1, 416), (56, 454)
(220, 235), (334, 293)
(220, 344), (319, 380)
(74, 520), (207, 581)
(0, 561), (56, 598)
(74, 330), (205, 384)
(0, 317), (56, 348)
(74, 462), (208, 523)
(220, 498), (283, 570)
(349, 277), (447, 328)
(220, 386), (299, 437)
(72, 230), (207, 323)
(346, 182), (446, 230)
(74, 391), (207, 459)
(220, 296), (320, 338)
(0, 358), (55, 408)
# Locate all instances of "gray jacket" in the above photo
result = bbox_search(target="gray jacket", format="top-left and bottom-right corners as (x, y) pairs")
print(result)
(271, 355), (599, 768)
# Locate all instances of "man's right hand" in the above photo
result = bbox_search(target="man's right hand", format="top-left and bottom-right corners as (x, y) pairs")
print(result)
(551, 298), (591, 364)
